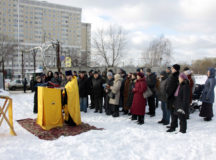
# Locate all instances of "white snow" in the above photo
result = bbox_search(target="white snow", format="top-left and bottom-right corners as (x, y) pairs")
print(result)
(0, 76), (216, 160)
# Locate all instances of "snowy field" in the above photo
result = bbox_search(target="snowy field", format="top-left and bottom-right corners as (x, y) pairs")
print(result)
(0, 76), (216, 160)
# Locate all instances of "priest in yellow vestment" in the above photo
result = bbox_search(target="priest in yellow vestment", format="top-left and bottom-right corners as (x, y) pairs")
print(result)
(63, 70), (81, 126)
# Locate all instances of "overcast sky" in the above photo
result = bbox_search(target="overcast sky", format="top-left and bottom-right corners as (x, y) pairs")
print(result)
(45, 0), (216, 65)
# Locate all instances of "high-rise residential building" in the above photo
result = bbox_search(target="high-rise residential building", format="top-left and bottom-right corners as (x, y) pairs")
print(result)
(0, 0), (91, 78)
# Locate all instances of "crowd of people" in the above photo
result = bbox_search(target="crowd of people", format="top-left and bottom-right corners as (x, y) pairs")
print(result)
(31, 64), (216, 134)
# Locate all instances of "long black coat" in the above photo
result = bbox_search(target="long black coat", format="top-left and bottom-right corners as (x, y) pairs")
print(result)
(92, 77), (104, 98)
(78, 77), (89, 98)
(173, 80), (190, 113)
(166, 71), (179, 109)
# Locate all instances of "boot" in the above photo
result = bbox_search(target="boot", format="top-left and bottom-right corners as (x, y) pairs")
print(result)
(137, 115), (144, 125)
(158, 119), (165, 124)
(167, 128), (176, 132)
(204, 117), (212, 121)
(113, 106), (119, 117)
(131, 115), (137, 120)
(94, 110), (98, 113)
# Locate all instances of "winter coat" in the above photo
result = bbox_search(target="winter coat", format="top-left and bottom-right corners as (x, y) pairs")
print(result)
(123, 77), (131, 110)
(158, 77), (168, 102)
(78, 77), (89, 98)
(109, 74), (122, 105)
(173, 80), (190, 113)
(92, 77), (104, 98)
(201, 68), (216, 104)
(166, 71), (179, 109)
(146, 73), (157, 93)
(130, 78), (147, 115)
(126, 79), (136, 109)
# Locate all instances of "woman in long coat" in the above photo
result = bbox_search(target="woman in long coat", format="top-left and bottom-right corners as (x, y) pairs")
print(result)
(109, 74), (122, 117)
(130, 73), (147, 125)
(200, 68), (216, 121)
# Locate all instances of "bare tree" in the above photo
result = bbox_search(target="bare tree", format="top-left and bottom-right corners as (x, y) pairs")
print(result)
(142, 35), (172, 67)
(93, 25), (127, 67)
(0, 34), (17, 89)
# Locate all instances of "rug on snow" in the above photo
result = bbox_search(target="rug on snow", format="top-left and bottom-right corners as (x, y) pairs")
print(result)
(17, 118), (103, 140)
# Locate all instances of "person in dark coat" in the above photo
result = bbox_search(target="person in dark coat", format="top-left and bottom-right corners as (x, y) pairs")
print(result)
(126, 73), (137, 115)
(104, 72), (114, 115)
(166, 64), (180, 129)
(130, 73), (147, 125)
(92, 71), (104, 113)
(123, 73), (132, 114)
(78, 71), (89, 113)
(157, 71), (170, 125)
(88, 70), (94, 109)
(46, 71), (53, 82)
(23, 77), (28, 93)
(146, 68), (157, 117)
(167, 73), (190, 133)
(199, 68), (216, 121)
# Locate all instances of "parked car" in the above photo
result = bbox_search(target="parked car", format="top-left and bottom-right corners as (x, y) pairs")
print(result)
(8, 79), (30, 91)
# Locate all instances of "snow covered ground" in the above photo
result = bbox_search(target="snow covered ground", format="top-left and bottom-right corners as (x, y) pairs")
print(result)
(0, 76), (216, 160)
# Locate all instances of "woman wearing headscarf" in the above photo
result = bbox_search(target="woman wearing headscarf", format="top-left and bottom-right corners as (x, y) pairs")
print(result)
(167, 73), (190, 133)
(200, 68), (216, 121)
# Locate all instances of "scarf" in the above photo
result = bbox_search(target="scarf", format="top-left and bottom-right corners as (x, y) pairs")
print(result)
(174, 85), (180, 97)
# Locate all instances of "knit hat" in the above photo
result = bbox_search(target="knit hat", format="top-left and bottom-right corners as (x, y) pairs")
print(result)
(146, 68), (151, 73)
(107, 72), (113, 77)
(65, 70), (72, 76)
(179, 73), (188, 80)
(137, 72), (144, 78)
(172, 64), (180, 71)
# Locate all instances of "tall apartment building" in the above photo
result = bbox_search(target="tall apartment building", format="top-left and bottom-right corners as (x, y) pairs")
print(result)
(0, 0), (91, 78)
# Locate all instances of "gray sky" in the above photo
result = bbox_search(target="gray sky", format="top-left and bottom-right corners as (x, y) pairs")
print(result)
(45, 0), (216, 65)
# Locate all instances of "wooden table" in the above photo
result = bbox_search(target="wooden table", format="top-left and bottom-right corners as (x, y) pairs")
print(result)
(0, 95), (16, 136)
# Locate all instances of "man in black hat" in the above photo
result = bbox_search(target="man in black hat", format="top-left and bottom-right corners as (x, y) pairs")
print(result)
(146, 68), (157, 117)
(166, 64), (181, 131)
(92, 71), (104, 113)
